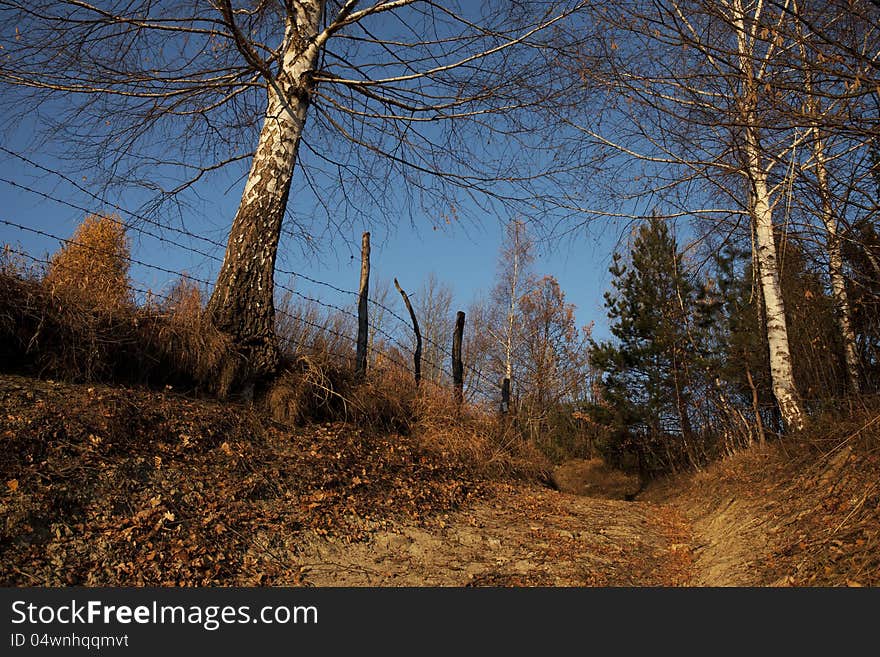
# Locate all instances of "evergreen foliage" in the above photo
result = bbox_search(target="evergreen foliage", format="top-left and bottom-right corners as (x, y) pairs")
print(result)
(588, 219), (696, 473)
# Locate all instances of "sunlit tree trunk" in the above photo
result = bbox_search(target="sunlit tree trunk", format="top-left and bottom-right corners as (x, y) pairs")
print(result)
(749, 159), (805, 430)
(732, 0), (805, 430)
(499, 220), (530, 412)
(207, 2), (324, 383)
(792, 0), (861, 393)
(814, 137), (861, 393)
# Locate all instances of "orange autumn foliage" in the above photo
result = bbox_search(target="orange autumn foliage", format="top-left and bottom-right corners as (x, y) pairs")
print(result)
(43, 214), (132, 312)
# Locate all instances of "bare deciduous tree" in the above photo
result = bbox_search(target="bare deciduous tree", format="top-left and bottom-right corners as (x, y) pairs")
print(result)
(489, 219), (534, 411)
(413, 272), (453, 385)
(564, 0), (810, 429)
(0, 0), (586, 386)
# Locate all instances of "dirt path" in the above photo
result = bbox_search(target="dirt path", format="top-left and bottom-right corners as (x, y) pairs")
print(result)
(667, 493), (773, 586)
(263, 443), (880, 587)
(293, 472), (785, 587)
(291, 483), (693, 586)
(638, 450), (809, 587)
(2, 373), (875, 587)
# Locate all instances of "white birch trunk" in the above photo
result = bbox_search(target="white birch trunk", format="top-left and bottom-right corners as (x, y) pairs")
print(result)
(505, 243), (519, 384)
(793, 5), (862, 393)
(747, 136), (806, 431)
(207, 1), (324, 381)
(731, 0), (805, 430)
(504, 223), (521, 389)
(815, 140), (861, 393)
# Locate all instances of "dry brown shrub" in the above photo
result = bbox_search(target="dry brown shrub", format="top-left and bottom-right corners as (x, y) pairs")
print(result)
(0, 244), (139, 381)
(350, 363), (418, 432)
(409, 381), (550, 481)
(265, 343), (549, 482)
(268, 350), (419, 431)
(0, 250), (45, 371)
(43, 214), (133, 313)
(0, 245), (38, 279)
(266, 352), (356, 424)
(549, 457), (642, 499)
(140, 276), (239, 396)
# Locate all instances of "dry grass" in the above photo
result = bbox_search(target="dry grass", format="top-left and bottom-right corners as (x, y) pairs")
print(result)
(550, 457), (641, 499)
(0, 251), (140, 382)
(641, 402), (880, 586)
(2, 215), (549, 484)
(410, 383), (550, 481)
(266, 353), (356, 425)
(0, 248), (239, 393)
(140, 276), (240, 397)
(43, 214), (133, 313)
(264, 352), (548, 482)
(1, 217), (139, 381)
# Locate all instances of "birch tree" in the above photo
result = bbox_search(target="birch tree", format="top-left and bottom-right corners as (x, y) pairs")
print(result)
(488, 219), (535, 412)
(0, 1), (586, 385)
(730, 0), (805, 429)
(776, 0), (880, 393)
(564, 0), (808, 429)
(793, 14), (861, 393)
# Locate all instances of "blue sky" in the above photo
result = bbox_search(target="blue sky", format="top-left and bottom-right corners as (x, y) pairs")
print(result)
(0, 2), (631, 352)
(0, 144), (621, 344)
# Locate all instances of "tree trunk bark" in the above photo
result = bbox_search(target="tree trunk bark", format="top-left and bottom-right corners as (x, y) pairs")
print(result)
(814, 138), (861, 393)
(504, 223), (521, 401)
(732, 0), (805, 431)
(749, 155), (806, 431)
(671, 355), (695, 465)
(745, 367), (766, 446)
(356, 232), (370, 381)
(453, 311), (465, 407)
(206, 3), (323, 387)
(792, 5), (861, 394)
(500, 376), (511, 415)
(394, 277), (421, 386)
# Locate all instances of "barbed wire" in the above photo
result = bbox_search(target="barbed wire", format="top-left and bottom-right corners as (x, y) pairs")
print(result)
(0, 217), (467, 386)
(0, 146), (459, 335)
(1, 244), (366, 374)
(0, 220), (498, 402)
(0, 155), (503, 392)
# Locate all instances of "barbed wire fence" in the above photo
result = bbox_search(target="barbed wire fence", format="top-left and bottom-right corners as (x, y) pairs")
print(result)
(0, 149), (505, 404)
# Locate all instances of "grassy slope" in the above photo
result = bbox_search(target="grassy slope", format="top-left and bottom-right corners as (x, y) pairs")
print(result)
(643, 415), (880, 586)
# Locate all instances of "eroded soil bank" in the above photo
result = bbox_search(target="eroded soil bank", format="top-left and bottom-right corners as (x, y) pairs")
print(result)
(2, 374), (877, 587)
(298, 440), (880, 587)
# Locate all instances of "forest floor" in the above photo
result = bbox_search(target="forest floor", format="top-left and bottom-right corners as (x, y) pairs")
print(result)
(1, 374), (878, 587)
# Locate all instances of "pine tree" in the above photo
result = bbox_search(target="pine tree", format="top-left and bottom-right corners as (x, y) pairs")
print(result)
(588, 219), (695, 473)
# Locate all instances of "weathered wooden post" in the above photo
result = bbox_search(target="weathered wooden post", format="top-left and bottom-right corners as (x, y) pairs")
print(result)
(500, 376), (511, 415)
(355, 232), (370, 381)
(452, 310), (465, 407)
(394, 278), (422, 386)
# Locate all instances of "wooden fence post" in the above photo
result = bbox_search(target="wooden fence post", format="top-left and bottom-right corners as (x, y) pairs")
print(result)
(394, 278), (422, 386)
(452, 310), (465, 406)
(356, 232), (370, 381)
